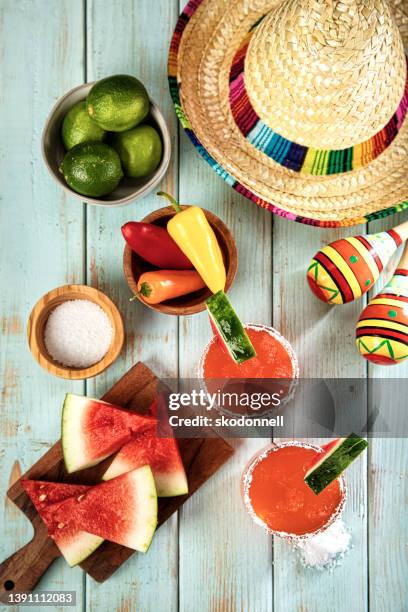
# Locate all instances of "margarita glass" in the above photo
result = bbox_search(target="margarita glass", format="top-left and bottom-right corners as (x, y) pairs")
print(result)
(241, 441), (346, 540)
(198, 323), (299, 416)
(199, 323), (299, 379)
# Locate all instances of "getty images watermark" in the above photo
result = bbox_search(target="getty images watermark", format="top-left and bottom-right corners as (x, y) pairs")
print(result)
(168, 388), (283, 410)
(156, 378), (408, 438)
(167, 388), (284, 428)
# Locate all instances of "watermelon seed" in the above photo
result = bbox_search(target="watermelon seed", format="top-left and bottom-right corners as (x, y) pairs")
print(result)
(77, 495), (85, 502)
(38, 494), (47, 501)
(57, 522), (65, 529)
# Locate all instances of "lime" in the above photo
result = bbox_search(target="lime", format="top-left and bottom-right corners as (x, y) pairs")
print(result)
(60, 142), (123, 197)
(112, 125), (162, 178)
(61, 101), (106, 150)
(87, 75), (150, 132)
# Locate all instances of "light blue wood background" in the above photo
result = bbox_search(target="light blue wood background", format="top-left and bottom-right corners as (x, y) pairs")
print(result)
(0, 1), (407, 611)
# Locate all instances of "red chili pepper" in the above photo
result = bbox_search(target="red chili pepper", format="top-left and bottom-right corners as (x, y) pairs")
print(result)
(121, 222), (193, 269)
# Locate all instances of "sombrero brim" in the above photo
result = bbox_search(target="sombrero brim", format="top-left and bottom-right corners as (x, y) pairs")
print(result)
(168, 0), (408, 227)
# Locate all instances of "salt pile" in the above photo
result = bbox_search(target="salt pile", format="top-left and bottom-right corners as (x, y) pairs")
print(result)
(44, 299), (113, 368)
(295, 519), (351, 570)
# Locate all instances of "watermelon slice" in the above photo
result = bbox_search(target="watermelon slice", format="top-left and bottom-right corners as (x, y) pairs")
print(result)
(62, 393), (155, 473)
(21, 480), (103, 566)
(206, 291), (256, 364)
(304, 434), (368, 495)
(102, 400), (188, 497)
(52, 467), (158, 553)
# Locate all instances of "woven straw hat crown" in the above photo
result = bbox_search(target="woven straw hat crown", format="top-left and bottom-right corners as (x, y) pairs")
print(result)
(245, 0), (407, 150)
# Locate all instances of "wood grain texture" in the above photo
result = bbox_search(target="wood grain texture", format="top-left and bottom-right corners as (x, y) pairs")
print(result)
(177, 93), (274, 610)
(84, 0), (180, 610)
(0, 0), (86, 607)
(272, 219), (369, 612)
(1, 0), (407, 610)
(367, 217), (408, 612)
(0, 522), (60, 604)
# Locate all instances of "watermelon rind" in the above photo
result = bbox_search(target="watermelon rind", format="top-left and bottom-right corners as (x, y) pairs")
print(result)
(103, 452), (188, 497)
(61, 531), (104, 567)
(102, 455), (130, 482)
(55, 466), (158, 553)
(102, 436), (189, 497)
(205, 291), (256, 365)
(62, 394), (94, 473)
(21, 479), (104, 566)
(304, 434), (368, 495)
(126, 465), (158, 552)
(61, 393), (154, 474)
(147, 470), (188, 498)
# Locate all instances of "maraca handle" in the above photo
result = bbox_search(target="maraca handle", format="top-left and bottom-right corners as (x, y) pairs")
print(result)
(392, 219), (408, 243)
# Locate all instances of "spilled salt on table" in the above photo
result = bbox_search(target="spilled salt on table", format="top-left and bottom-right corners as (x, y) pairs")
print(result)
(295, 519), (351, 570)
(44, 299), (113, 368)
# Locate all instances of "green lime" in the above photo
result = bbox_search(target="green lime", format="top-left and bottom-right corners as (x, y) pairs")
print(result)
(87, 75), (150, 132)
(112, 125), (162, 178)
(60, 142), (123, 197)
(61, 101), (106, 150)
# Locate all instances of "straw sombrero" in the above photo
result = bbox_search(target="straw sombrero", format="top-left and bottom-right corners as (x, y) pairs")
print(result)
(169, 0), (408, 227)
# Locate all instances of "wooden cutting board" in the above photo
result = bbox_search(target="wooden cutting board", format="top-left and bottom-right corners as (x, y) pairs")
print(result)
(0, 362), (234, 601)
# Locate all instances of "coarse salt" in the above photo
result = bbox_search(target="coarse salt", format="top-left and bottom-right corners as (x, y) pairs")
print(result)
(295, 519), (351, 570)
(44, 299), (113, 368)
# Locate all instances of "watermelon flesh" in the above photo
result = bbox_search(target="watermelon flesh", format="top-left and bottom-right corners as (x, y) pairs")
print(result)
(304, 434), (368, 495)
(102, 430), (188, 496)
(22, 480), (90, 507)
(51, 467), (158, 553)
(103, 400), (188, 497)
(206, 291), (256, 365)
(21, 480), (103, 567)
(62, 393), (155, 473)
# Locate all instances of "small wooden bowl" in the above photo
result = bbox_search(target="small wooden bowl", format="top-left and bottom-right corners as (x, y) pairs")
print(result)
(27, 284), (124, 379)
(123, 205), (238, 315)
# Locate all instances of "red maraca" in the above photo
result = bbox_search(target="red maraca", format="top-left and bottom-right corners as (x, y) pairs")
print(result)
(307, 219), (408, 305)
(356, 242), (408, 365)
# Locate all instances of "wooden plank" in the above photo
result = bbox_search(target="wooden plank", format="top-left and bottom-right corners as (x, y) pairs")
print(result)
(272, 218), (368, 612)
(84, 0), (179, 609)
(367, 217), (408, 612)
(177, 129), (274, 609)
(0, 0), (86, 607)
(368, 437), (408, 612)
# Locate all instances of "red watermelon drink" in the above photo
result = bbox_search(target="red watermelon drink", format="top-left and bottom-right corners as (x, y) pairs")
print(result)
(198, 324), (298, 415)
(241, 442), (346, 539)
(199, 324), (298, 380)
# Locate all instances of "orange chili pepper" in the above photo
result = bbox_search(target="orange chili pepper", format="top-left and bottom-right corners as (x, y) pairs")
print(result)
(137, 270), (205, 304)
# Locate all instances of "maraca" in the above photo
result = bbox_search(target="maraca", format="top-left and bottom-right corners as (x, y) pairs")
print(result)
(307, 219), (408, 305)
(356, 242), (408, 365)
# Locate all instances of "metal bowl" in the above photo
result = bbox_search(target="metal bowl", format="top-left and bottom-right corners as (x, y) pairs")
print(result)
(41, 81), (171, 206)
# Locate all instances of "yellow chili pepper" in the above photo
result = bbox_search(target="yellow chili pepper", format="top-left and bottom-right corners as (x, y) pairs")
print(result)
(158, 192), (226, 294)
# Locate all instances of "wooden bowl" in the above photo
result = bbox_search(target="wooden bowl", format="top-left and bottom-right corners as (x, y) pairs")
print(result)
(27, 284), (124, 379)
(123, 205), (238, 315)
